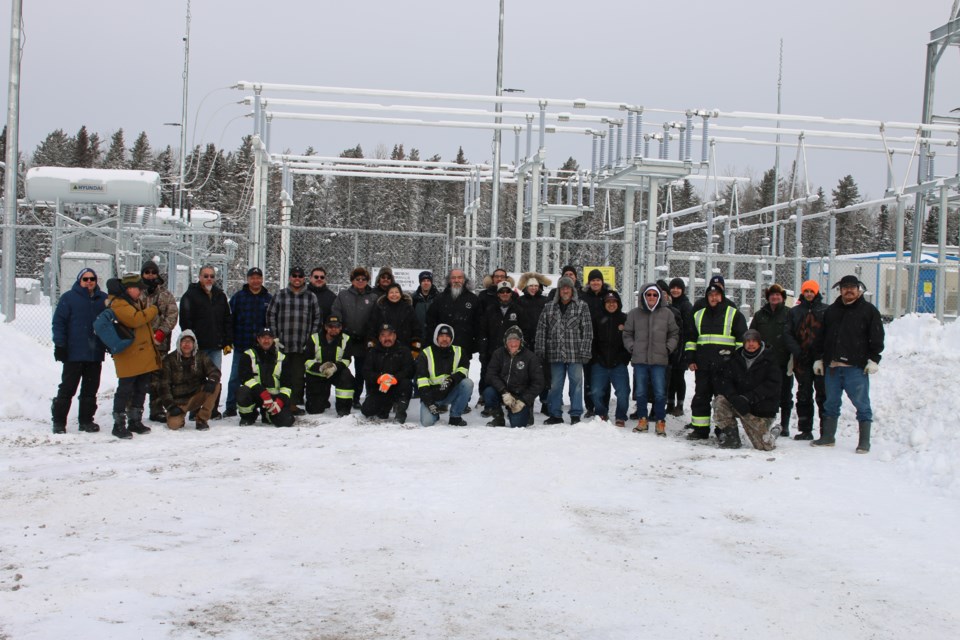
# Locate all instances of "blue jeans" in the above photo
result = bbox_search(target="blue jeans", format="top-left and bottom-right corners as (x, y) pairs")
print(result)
(824, 366), (872, 422)
(202, 348), (223, 371)
(483, 385), (532, 427)
(548, 362), (584, 418)
(633, 364), (667, 421)
(225, 351), (242, 412)
(591, 364), (630, 421)
(420, 378), (474, 426)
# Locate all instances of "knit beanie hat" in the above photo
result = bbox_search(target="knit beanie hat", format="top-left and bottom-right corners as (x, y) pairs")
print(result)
(668, 277), (686, 292)
(801, 279), (820, 295)
(588, 268), (604, 282)
(419, 271), (433, 283)
(141, 260), (160, 275)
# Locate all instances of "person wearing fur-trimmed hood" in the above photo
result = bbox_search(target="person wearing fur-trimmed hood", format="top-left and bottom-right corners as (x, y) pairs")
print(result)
(517, 271), (552, 414)
(158, 330), (221, 431)
(139, 259), (179, 423)
(416, 324), (473, 427)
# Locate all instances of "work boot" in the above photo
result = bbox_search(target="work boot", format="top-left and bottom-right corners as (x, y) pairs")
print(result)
(78, 421), (100, 433)
(718, 426), (742, 449)
(394, 401), (408, 424)
(195, 421), (210, 431)
(112, 412), (132, 439)
(126, 408), (151, 435)
(655, 420), (667, 437)
(486, 412), (506, 427)
(686, 427), (710, 440)
(544, 416), (564, 425)
(51, 397), (71, 433)
(335, 399), (352, 417)
(238, 411), (257, 426)
(632, 417), (648, 433)
(570, 416), (581, 425)
(794, 431), (814, 441)
(811, 416), (838, 447)
(148, 410), (167, 423)
(448, 416), (467, 427)
(52, 421), (67, 434)
(856, 421), (871, 454)
(779, 413), (791, 438)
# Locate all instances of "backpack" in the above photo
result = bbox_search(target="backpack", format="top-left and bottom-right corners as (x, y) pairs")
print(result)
(93, 307), (134, 355)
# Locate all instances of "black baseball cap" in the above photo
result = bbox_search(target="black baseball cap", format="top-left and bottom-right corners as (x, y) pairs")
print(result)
(247, 267), (263, 277)
(289, 267), (306, 278)
(324, 315), (343, 327)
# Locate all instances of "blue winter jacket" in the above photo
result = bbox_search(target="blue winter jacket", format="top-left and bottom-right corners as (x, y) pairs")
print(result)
(52, 271), (108, 362)
(230, 284), (272, 351)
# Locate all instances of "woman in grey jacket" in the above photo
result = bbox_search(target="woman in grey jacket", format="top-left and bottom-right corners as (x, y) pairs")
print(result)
(622, 284), (680, 435)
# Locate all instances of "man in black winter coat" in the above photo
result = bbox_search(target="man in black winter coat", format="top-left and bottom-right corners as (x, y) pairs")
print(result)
(307, 267), (337, 320)
(362, 324), (415, 423)
(783, 280), (829, 440)
(179, 265), (233, 378)
(667, 277), (694, 416)
(483, 326), (545, 427)
(749, 283), (794, 437)
(236, 328), (294, 427)
(590, 291), (631, 426)
(477, 281), (527, 403)
(425, 267), (481, 371)
(305, 314), (355, 417)
(714, 329), (782, 450)
(810, 275), (884, 453)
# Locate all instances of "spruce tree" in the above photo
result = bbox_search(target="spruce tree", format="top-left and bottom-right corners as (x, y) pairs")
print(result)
(129, 132), (153, 170)
(102, 129), (128, 169)
(71, 126), (96, 167)
(32, 129), (74, 167)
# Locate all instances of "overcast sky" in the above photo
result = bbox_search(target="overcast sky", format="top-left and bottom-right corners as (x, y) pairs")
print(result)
(3, 0), (959, 198)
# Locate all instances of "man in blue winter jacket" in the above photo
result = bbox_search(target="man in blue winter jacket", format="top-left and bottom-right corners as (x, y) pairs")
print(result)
(51, 268), (108, 434)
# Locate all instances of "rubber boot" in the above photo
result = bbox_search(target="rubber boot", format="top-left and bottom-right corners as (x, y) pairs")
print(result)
(718, 425), (742, 449)
(779, 411), (791, 438)
(856, 421), (871, 454)
(811, 416), (837, 447)
(51, 397), (70, 434)
(112, 412), (132, 439)
(77, 397), (100, 432)
(126, 408), (151, 435)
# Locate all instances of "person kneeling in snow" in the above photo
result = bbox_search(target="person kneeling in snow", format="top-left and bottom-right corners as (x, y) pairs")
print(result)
(361, 324), (415, 423)
(158, 330), (221, 431)
(417, 324), (473, 427)
(304, 314), (355, 417)
(713, 329), (782, 450)
(483, 326), (544, 427)
(236, 328), (294, 427)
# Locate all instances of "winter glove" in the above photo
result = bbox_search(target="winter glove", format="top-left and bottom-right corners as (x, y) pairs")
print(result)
(203, 380), (217, 393)
(427, 404), (441, 416)
(54, 345), (67, 362)
(319, 362), (338, 378)
(222, 345), (233, 355)
(154, 329), (166, 344)
(276, 340), (286, 352)
(729, 395), (751, 416)
(167, 406), (185, 417)
(501, 392), (517, 411)
(510, 399), (526, 414)
(786, 355), (794, 377)
(309, 361), (323, 374)
(260, 390), (275, 411)
(812, 359), (825, 376)
(377, 373), (398, 393)
(268, 398), (283, 415)
(864, 360), (879, 375)
(437, 376), (453, 394)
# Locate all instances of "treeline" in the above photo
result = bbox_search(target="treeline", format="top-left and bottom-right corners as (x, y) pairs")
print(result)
(5, 125), (958, 274)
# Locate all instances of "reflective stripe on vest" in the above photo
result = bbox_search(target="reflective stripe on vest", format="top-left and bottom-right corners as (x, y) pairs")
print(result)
(692, 306), (737, 348)
(306, 332), (351, 372)
(417, 345), (466, 388)
(243, 348), (289, 395)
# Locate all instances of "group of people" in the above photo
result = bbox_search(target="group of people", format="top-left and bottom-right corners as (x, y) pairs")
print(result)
(51, 260), (884, 453)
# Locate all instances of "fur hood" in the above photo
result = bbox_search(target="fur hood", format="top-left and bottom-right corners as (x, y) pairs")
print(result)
(482, 274), (516, 290)
(376, 291), (413, 307)
(516, 272), (551, 292)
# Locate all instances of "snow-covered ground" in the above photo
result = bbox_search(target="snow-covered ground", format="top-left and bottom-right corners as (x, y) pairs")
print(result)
(1, 314), (959, 639)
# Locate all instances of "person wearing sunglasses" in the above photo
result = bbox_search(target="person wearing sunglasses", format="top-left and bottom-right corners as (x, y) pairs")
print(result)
(307, 267), (336, 319)
(332, 266), (380, 407)
(138, 260), (179, 423)
(51, 268), (109, 434)
(179, 265), (232, 419)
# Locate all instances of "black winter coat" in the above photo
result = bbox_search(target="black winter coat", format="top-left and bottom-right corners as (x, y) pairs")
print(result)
(478, 300), (527, 359)
(425, 288), (481, 354)
(592, 305), (630, 369)
(671, 293), (694, 348)
(239, 345), (291, 403)
(363, 343), (415, 390)
(308, 283), (337, 320)
(415, 345), (468, 406)
(179, 282), (233, 350)
(517, 292), (548, 346)
(366, 294), (421, 350)
(721, 345), (782, 418)
(813, 294), (884, 369)
(684, 299), (748, 370)
(783, 294), (828, 364)
(485, 345), (545, 406)
(749, 302), (792, 368)
(581, 284), (612, 322)
(412, 285), (439, 339)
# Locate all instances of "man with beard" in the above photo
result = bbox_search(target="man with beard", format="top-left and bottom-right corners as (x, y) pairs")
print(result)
(425, 268), (481, 409)
(810, 275), (884, 453)
(783, 280), (829, 441)
(138, 260), (179, 422)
